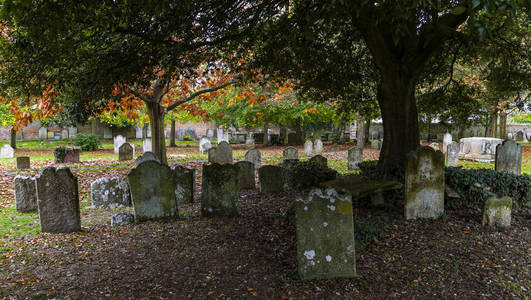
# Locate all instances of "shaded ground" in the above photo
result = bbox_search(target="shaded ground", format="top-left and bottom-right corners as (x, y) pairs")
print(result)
(0, 143), (530, 299)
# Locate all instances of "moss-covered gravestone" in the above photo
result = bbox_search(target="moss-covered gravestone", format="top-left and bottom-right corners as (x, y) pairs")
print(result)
(118, 143), (134, 161)
(482, 196), (512, 227)
(348, 147), (362, 170)
(135, 151), (160, 166)
(207, 147), (216, 163)
(201, 163), (239, 217)
(405, 146), (445, 220)
(128, 160), (178, 221)
(283, 147), (298, 161)
(296, 188), (356, 280)
(258, 165), (284, 194)
(215, 141), (233, 164)
(235, 161), (255, 190)
(16, 156), (30, 169)
(495, 140), (522, 175)
(173, 166), (195, 204)
(36, 166), (80, 233)
(446, 142), (459, 167)
(309, 155), (327, 167)
(14, 176), (37, 213)
(90, 177), (131, 208)
(244, 148), (261, 169)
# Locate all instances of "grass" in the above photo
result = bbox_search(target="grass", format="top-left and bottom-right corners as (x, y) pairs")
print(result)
(0, 205), (40, 239)
(1, 138), (199, 150)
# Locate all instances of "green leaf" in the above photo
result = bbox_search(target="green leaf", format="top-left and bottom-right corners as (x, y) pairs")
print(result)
(451, 6), (467, 15)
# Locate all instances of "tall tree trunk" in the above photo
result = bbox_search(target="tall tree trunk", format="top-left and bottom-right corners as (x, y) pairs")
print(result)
(364, 119), (370, 143)
(499, 111), (507, 139)
(356, 115), (365, 149)
(146, 101), (167, 164)
(142, 124), (149, 139)
(91, 118), (98, 135)
(263, 123), (269, 146)
(490, 109), (498, 138)
(295, 118), (303, 145)
(169, 120), (176, 147)
(10, 129), (16, 149)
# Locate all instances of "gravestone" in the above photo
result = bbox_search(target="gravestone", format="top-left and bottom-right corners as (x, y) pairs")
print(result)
(173, 166), (195, 204)
(199, 137), (212, 154)
(14, 176), (37, 213)
(177, 127), (185, 140)
(142, 139), (152, 152)
(0, 145), (14, 158)
(514, 131), (524, 141)
(296, 188), (356, 280)
(245, 137), (255, 148)
(90, 177), (131, 209)
(54, 147), (80, 163)
(214, 141), (233, 164)
(103, 127), (112, 139)
(507, 132), (514, 140)
(495, 140), (522, 175)
(68, 127), (77, 138)
(482, 196), (512, 227)
(119, 143), (134, 161)
(206, 129), (214, 138)
(348, 147), (363, 170)
(61, 129), (69, 140)
(405, 146), (445, 220)
(201, 163), (239, 217)
(283, 147), (299, 161)
(136, 126), (143, 139)
(370, 140), (381, 150)
(113, 135), (126, 154)
(429, 143), (440, 151)
(38, 127), (47, 139)
(314, 139), (323, 154)
(304, 140), (313, 156)
(128, 160), (178, 221)
(446, 142), (459, 167)
(135, 151), (160, 166)
(443, 132), (452, 153)
(111, 212), (134, 226)
(309, 155), (327, 167)
(244, 149), (261, 169)
(35, 166), (80, 233)
(236, 161), (255, 190)
(258, 165), (284, 194)
(185, 127), (196, 138)
(207, 147), (216, 163)
(16, 156), (30, 169)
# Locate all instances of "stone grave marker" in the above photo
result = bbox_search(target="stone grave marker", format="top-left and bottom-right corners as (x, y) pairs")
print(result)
(245, 136), (255, 148)
(38, 127), (47, 139)
(173, 166), (195, 204)
(91, 177), (131, 209)
(207, 147), (216, 163)
(236, 161), (255, 190)
(135, 126), (143, 139)
(119, 143), (134, 161)
(206, 129), (214, 138)
(495, 140), (522, 175)
(244, 149), (261, 169)
(214, 141), (233, 164)
(142, 139), (152, 152)
(405, 146), (445, 220)
(283, 147), (299, 161)
(68, 126), (77, 138)
(16, 156), (30, 169)
(482, 196), (512, 227)
(128, 160), (178, 221)
(111, 212), (134, 226)
(114, 135), (126, 154)
(177, 127), (185, 140)
(314, 139), (323, 154)
(0, 145), (14, 158)
(443, 132), (452, 153)
(446, 142), (459, 167)
(309, 154), (327, 167)
(295, 188), (356, 280)
(199, 137), (212, 154)
(304, 140), (313, 156)
(135, 151), (160, 166)
(370, 140), (381, 150)
(54, 146), (80, 163)
(258, 165), (284, 194)
(103, 127), (112, 139)
(14, 176), (37, 213)
(348, 147), (362, 170)
(201, 163), (239, 217)
(514, 131), (524, 141)
(185, 127), (196, 138)
(35, 166), (80, 233)
(61, 129), (69, 140)
(429, 142), (440, 151)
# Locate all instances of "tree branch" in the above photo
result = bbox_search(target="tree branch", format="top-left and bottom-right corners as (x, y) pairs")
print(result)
(167, 79), (240, 112)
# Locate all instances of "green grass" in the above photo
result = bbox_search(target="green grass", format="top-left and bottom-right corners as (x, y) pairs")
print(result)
(1, 138), (199, 150)
(0, 205), (40, 239)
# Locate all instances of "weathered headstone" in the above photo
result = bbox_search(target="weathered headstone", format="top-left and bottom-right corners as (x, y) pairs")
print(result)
(244, 149), (261, 169)
(207, 147), (216, 163)
(54, 146), (80, 163)
(507, 132), (514, 140)
(90, 177), (131, 209)
(258, 165), (284, 194)
(135, 151), (160, 166)
(113, 135), (126, 154)
(61, 129), (69, 140)
(405, 146), (445, 220)
(68, 126), (77, 138)
(443, 132), (452, 153)
(35, 166), (80, 233)
(14, 176), (37, 213)
(245, 136), (255, 148)
(514, 131), (524, 142)
(314, 139), (323, 154)
(128, 160), (178, 221)
(199, 137), (212, 154)
(118, 143), (134, 161)
(283, 146), (298, 161)
(348, 147), (363, 170)
(495, 140), (522, 175)
(309, 155), (327, 167)
(111, 212), (135, 226)
(304, 140), (313, 156)
(214, 141), (232, 164)
(446, 142), (459, 167)
(173, 166), (195, 204)
(38, 127), (47, 139)
(295, 188), (356, 280)
(142, 139), (152, 152)
(16, 156), (30, 169)
(135, 126), (143, 139)
(206, 129), (214, 138)
(0, 145), (14, 158)
(235, 161), (255, 190)
(103, 127), (112, 139)
(482, 196), (512, 227)
(201, 163), (239, 217)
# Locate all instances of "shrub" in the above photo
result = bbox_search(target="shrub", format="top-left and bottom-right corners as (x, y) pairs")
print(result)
(283, 160), (338, 190)
(73, 133), (101, 150)
(182, 135), (192, 141)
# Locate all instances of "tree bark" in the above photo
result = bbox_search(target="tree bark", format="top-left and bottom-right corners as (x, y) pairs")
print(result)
(169, 120), (176, 147)
(146, 101), (167, 164)
(356, 115), (365, 148)
(263, 123), (269, 146)
(490, 109), (498, 138)
(364, 119), (370, 143)
(10, 129), (17, 149)
(499, 111), (507, 139)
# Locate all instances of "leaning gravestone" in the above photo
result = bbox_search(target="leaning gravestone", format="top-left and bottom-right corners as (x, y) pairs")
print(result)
(0, 145), (14, 158)
(348, 147), (363, 170)
(295, 188), (356, 280)
(113, 135), (126, 154)
(258, 165), (284, 194)
(90, 177), (131, 209)
(446, 142), (459, 167)
(35, 166), (80, 233)
(405, 146), (445, 220)
(482, 196), (512, 227)
(214, 141), (233, 164)
(314, 139), (323, 154)
(119, 143), (134, 161)
(309, 155), (327, 167)
(173, 166), (195, 204)
(135, 151), (160, 166)
(201, 163), (239, 217)
(443, 132), (452, 153)
(142, 139), (152, 152)
(495, 140), (522, 175)
(14, 176), (37, 213)
(283, 146), (299, 161)
(304, 140), (313, 156)
(16, 156), (30, 169)
(128, 160), (177, 221)
(199, 137), (212, 154)
(235, 161), (255, 190)
(244, 148), (261, 169)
